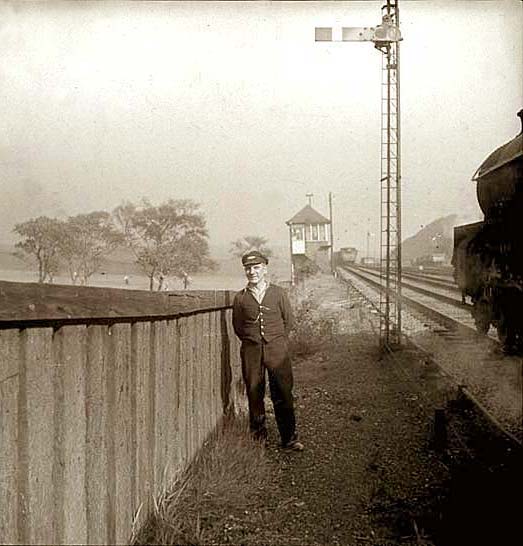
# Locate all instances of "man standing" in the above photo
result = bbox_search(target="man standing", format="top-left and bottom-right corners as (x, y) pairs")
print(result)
(232, 250), (303, 451)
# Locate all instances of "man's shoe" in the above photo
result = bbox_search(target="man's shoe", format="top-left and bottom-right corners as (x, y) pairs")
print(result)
(282, 439), (304, 451)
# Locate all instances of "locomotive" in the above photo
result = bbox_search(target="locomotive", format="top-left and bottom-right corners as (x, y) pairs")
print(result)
(452, 109), (523, 351)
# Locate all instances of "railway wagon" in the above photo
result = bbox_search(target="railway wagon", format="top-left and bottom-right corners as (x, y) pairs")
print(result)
(360, 256), (378, 266)
(452, 109), (523, 351)
(339, 246), (358, 264)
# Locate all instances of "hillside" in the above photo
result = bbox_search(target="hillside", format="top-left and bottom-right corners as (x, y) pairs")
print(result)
(401, 214), (458, 265)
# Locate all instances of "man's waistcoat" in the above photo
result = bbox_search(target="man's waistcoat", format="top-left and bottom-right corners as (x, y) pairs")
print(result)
(232, 284), (293, 343)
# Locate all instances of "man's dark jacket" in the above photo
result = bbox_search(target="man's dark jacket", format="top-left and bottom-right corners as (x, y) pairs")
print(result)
(232, 284), (293, 343)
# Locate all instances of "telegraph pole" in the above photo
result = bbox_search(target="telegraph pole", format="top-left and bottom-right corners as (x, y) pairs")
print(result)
(316, 0), (403, 348)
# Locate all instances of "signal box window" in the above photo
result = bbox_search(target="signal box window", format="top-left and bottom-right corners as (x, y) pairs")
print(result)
(292, 226), (304, 240)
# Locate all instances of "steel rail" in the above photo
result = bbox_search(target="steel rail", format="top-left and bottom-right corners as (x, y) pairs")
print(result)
(457, 385), (522, 449)
(340, 265), (474, 334)
(357, 264), (460, 293)
(400, 271), (461, 292)
(350, 264), (467, 309)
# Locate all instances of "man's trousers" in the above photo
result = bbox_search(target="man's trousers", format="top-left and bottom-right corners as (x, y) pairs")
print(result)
(240, 337), (297, 445)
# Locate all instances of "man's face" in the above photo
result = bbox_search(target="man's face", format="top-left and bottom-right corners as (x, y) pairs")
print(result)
(243, 262), (267, 286)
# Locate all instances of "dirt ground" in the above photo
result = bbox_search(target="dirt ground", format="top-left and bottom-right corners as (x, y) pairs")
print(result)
(204, 274), (520, 546)
(203, 275), (448, 546)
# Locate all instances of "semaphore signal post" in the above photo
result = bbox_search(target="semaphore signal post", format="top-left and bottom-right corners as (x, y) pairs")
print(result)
(315, 0), (403, 348)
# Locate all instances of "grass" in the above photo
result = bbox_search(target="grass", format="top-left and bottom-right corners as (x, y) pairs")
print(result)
(131, 275), (336, 545)
(131, 416), (271, 545)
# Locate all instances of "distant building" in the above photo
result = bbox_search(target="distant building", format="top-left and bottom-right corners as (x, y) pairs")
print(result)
(286, 204), (332, 279)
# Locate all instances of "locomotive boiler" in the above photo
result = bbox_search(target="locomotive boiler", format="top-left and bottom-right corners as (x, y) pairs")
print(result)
(452, 110), (523, 351)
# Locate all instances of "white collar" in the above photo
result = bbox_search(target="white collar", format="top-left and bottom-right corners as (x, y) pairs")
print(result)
(247, 280), (269, 292)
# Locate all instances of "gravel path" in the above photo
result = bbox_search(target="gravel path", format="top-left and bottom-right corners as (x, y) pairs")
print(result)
(338, 268), (523, 443)
(218, 276), (451, 545)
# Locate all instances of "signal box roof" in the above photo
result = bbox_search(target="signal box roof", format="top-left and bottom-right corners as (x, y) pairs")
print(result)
(286, 204), (331, 225)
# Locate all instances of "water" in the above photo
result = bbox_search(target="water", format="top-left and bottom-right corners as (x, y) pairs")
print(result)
(0, 268), (246, 292)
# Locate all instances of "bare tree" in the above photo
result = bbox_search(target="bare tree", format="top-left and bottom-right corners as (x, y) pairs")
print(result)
(230, 235), (273, 259)
(113, 199), (214, 291)
(13, 216), (63, 283)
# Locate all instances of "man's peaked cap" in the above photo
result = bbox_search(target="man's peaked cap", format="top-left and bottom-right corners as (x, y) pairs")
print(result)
(241, 250), (269, 266)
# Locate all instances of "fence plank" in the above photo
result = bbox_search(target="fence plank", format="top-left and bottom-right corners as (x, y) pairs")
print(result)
(58, 326), (88, 545)
(166, 320), (180, 478)
(194, 314), (203, 448)
(208, 313), (215, 427)
(172, 319), (183, 469)
(219, 309), (233, 416)
(0, 307), (232, 544)
(231, 310), (243, 412)
(211, 312), (219, 425)
(214, 311), (221, 422)
(0, 329), (19, 382)
(133, 322), (153, 533)
(155, 321), (175, 486)
(0, 330), (19, 544)
(207, 313), (214, 435)
(85, 325), (110, 545)
(177, 319), (188, 467)
(203, 313), (212, 437)
(199, 314), (208, 442)
(212, 311), (220, 422)
(190, 316), (201, 459)
(111, 324), (134, 545)
(24, 328), (57, 544)
(187, 315), (196, 461)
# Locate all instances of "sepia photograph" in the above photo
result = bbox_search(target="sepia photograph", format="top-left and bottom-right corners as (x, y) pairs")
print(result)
(0, 0), (521, 544)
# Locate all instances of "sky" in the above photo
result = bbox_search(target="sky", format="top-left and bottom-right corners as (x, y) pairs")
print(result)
(0, 0), (521, 259)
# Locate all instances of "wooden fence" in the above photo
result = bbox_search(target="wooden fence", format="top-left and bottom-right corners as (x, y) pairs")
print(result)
(0, 306), (242, 545)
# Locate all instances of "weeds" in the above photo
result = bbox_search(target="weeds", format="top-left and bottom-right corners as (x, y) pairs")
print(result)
(289, 286), (335, 358)
(132, 416), (271, 545)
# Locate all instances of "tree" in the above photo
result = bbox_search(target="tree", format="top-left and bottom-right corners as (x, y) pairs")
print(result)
(230, 235), (273, 259)
(294, 256), (320, 284)
(58, 211), (124, 285)
(13, 216), (64, 283)
(113, 199), (213, 291)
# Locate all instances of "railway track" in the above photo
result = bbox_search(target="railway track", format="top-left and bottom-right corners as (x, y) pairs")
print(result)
(358, 264), (463, 299)
(343, 264), (480, 336)
(389, 270), (459, 292)
(337, 264), (522, 450)
(402, 265), (455, 279)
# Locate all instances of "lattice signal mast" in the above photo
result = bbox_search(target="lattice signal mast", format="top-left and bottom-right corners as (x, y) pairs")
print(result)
(315, 0), (402, 348)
